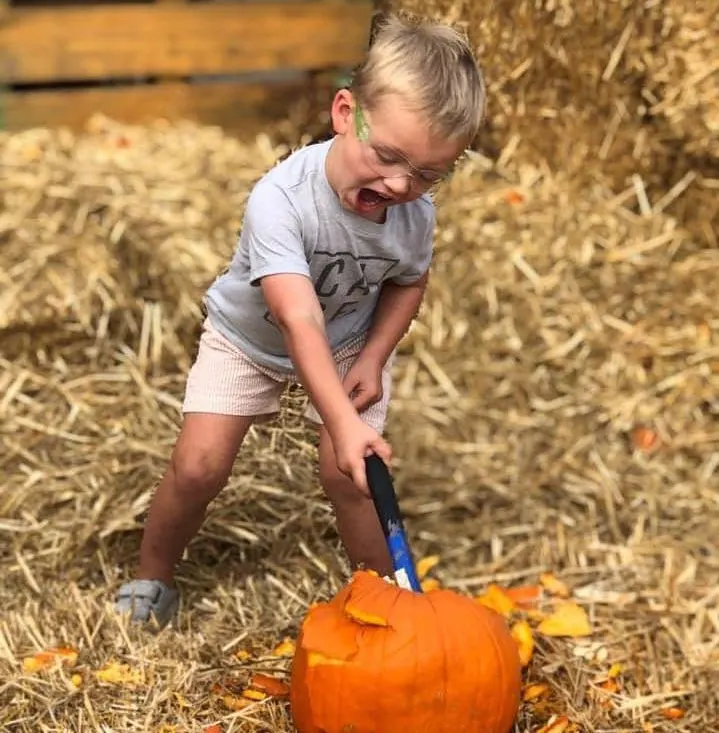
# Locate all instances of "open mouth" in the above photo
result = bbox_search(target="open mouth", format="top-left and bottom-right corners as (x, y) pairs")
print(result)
(356, 187), (392, 211)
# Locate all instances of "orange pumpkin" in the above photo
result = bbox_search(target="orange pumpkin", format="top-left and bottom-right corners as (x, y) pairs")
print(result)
(290, 570), (522, 733)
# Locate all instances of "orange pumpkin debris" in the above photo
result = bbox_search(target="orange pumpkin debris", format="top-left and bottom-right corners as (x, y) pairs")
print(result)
(241, 688), (267, 702)
(511, 620), (535, 667)
(522, 683), (549, 702)
(594, 662), (623, 693)
(22, 646), (78, 674)
(539, 573), (571, 598)
(248, 673), (290, 698)
(95, 660), (145, 686)
(211, 677), (253, 711)
(271, 638), (296, 657)
(223, 694), (253, 711)
(290, 570), (522, 733)
(504, 584), (542, 608)
(420, 578), (441, 592)
(476, 584), (517, 618)
(416, 554), (441, 579)
(631, 425), (661, 452)
(504, 190), (525, 204)
(537, 601), (592, 637)
(536, 715), (571, 733)
(599, 677), (620, 691)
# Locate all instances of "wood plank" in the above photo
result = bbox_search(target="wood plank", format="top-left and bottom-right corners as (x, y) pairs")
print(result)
(3, 77), (336, 135)
(0, 1), (373, 85)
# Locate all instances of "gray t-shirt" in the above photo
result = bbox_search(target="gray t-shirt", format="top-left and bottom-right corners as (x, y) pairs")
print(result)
(204, 138), (436, 372)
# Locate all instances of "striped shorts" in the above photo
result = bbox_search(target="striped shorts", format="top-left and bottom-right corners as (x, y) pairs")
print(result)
(182, 318), (394, 434)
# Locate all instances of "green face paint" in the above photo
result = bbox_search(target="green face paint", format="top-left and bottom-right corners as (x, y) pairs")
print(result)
(354, 102), (371, 143)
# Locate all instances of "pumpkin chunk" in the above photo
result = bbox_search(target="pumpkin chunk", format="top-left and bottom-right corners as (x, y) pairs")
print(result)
(537, 601), (592, 637)
(300, 605), (359, 661)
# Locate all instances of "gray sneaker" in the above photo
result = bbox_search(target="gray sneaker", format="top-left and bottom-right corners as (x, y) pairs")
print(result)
(114, 579), (179, 628)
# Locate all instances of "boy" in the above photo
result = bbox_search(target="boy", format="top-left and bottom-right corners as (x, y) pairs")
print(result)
(115, 12), (486, 627)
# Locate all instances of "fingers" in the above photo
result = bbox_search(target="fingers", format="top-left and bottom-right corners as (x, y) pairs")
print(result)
(331, 419), (392, 497)
(335, 452), (371, 496)
(342, 444), (392, 497)
(349, 388), (365, 410)
(344, 374), (369, 411)
(351, 385), (383, 412)
(343, 368), (383, 412)
(351, 462), (370, 496)
(350, 439), (392, 496)
(370, 437), (393, 468)
(342, 372), (360, 394)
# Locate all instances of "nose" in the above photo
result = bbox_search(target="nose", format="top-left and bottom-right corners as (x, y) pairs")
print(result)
(382, 173), (412, 197)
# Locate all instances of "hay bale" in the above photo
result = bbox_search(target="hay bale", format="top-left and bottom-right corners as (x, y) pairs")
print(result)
(381, 1), (718, 244)
(632, 0), (719, 248)
(391, 146), (717, 510)
(381, 1), (653, 171)
(641, 0), (719, 161)
(0, 115), (286, 366)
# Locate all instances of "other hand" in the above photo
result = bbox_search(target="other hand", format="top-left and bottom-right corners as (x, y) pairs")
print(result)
(343, 355), (384, 413)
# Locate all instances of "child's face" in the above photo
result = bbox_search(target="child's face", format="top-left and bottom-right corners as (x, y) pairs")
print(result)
(327, 90), (465, 221)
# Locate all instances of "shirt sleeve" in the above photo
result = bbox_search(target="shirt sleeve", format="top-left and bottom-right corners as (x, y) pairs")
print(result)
(243, 180), (310, 286)
(390, 202), (436, 285)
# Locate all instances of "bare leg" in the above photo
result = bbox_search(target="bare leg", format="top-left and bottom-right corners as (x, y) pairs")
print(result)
(317, 426), (393, 577)
(136, 412), (255, 584)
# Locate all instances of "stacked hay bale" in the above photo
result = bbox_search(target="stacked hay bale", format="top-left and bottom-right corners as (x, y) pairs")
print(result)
(390, 147), (717, 542)
(0, 118), (280, 365)
(637, 0), (718, 245)
(642, 0), (718, 160)
(381, 0), (718, 245)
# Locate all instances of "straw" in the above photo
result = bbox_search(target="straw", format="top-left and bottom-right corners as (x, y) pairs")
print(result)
(1, 110), (716, 731)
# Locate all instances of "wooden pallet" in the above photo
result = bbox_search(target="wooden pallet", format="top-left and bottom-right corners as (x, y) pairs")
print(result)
(0, 0), (374, 135)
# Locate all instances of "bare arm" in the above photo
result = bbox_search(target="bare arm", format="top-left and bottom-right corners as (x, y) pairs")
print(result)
(260, 273), (392, 491)
(361, 272), (429, 365)
(260, 273), (356, 434)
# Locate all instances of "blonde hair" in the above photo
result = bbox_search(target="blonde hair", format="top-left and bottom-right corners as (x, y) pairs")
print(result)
(351, 13), (486, 143)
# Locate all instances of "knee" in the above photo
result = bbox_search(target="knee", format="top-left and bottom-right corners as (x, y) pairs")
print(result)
(169, 448), (230, 503)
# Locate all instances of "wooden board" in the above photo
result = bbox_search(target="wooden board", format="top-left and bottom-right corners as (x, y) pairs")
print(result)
(0, 1), (373, 85)
(3, 77), (335, 134)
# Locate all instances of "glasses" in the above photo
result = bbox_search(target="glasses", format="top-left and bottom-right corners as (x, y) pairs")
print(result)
(353, 102), (452, 189)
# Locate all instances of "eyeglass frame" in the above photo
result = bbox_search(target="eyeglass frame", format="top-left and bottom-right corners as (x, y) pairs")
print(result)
(352, 100), (455, 189)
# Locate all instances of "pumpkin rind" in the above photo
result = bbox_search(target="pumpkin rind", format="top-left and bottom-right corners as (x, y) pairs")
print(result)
(290, 570), (522, 733)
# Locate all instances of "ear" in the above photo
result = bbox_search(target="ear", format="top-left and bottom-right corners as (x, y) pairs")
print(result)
(330, 88), (355, 135)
